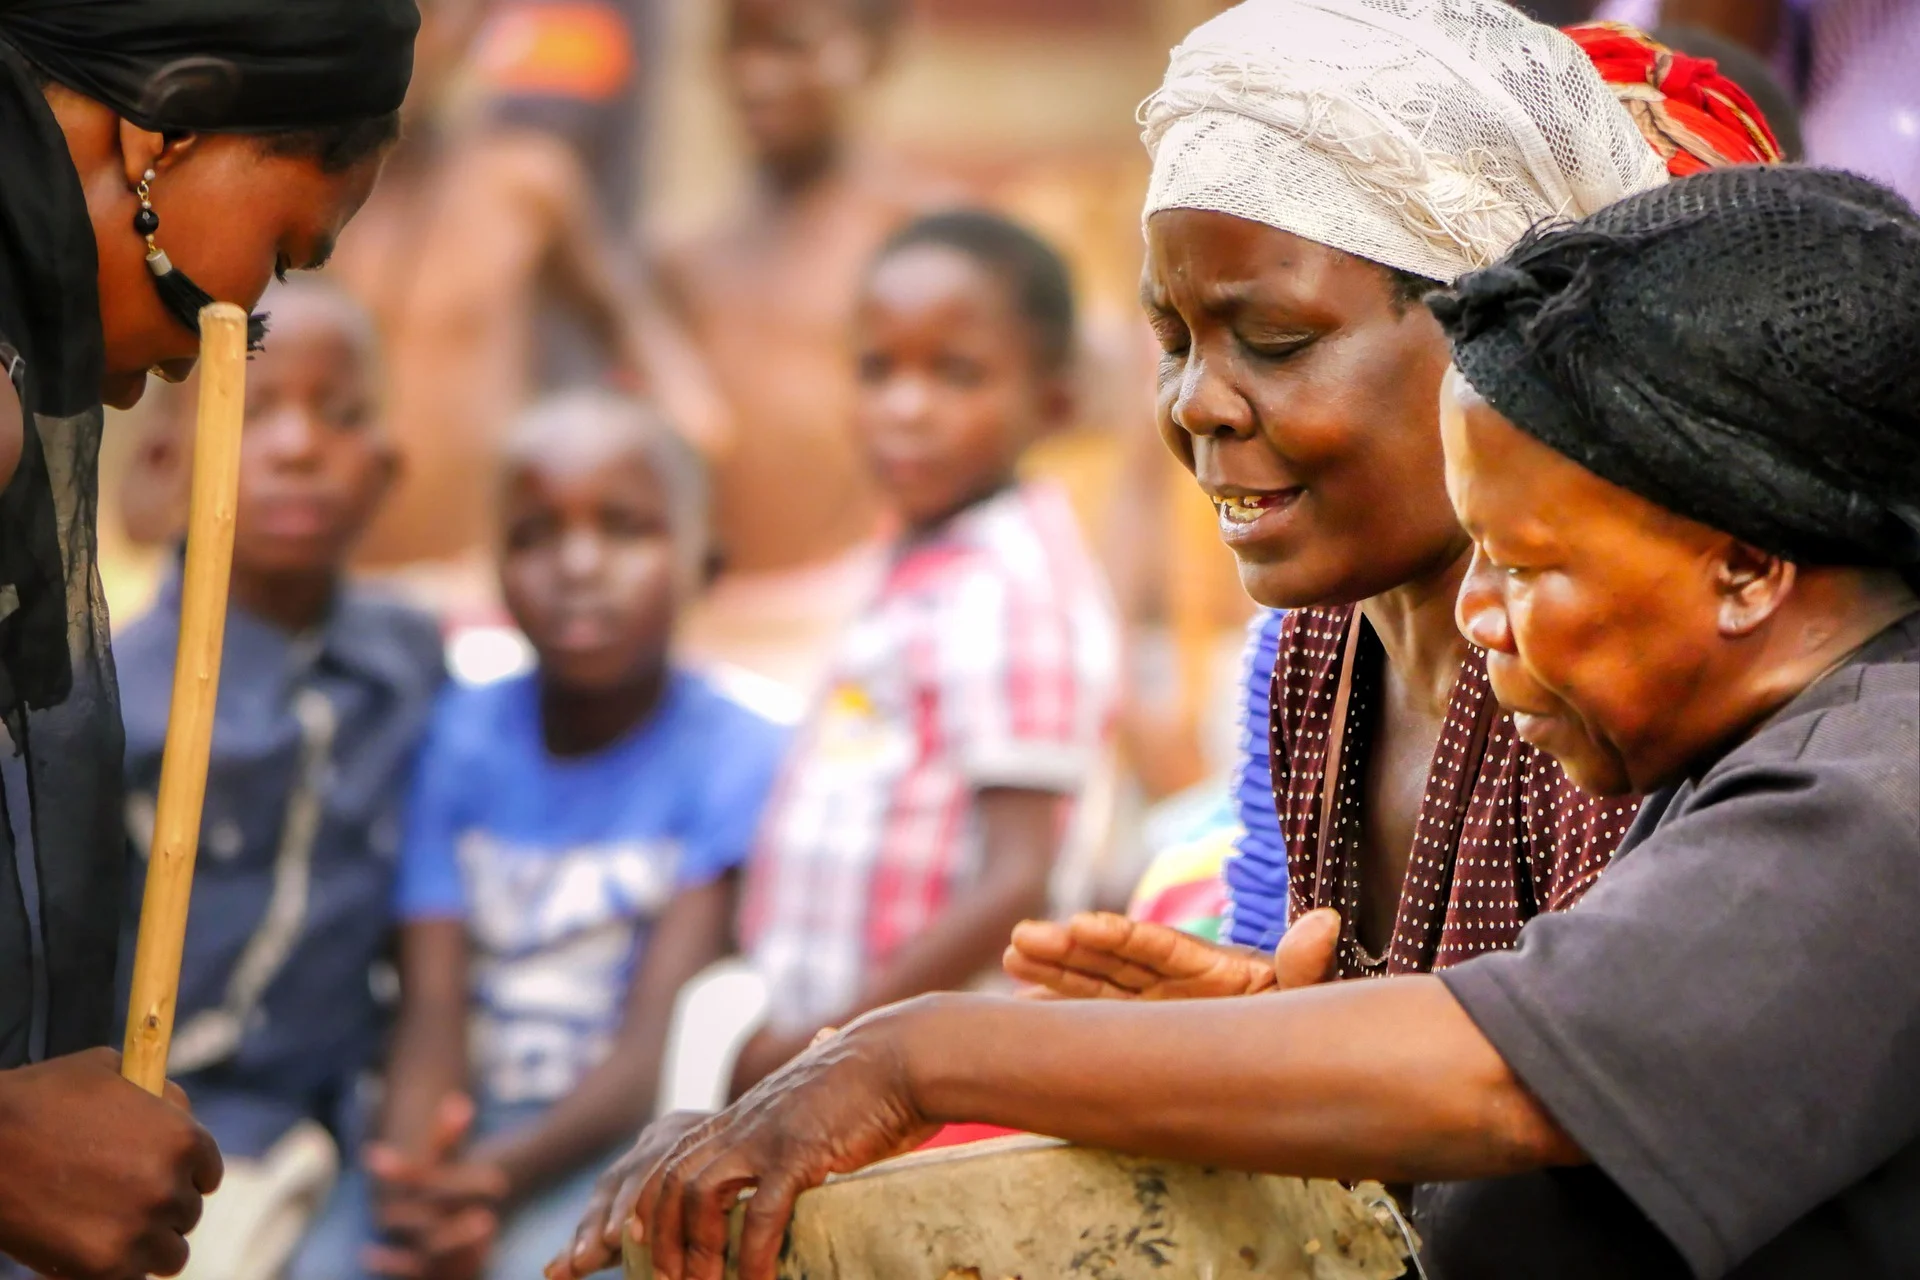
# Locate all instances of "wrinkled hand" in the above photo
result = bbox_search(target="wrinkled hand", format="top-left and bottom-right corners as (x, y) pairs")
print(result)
(545, 1110), (712, 1280)
(635, 1014), (935, 1280)
(727, 1026), (819, 1100)
(365, 1094), (507, 1280)
(0, 1047), (224, 1280)
(1004, 908), (1343, 1000)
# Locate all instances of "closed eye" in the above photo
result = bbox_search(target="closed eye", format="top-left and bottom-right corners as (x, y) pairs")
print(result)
(1239, 330), (1316, 362)
(1145, 312), (1190, 357)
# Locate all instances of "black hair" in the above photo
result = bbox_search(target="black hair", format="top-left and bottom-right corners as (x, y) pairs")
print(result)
(874, 208), (1078, 375)
(1384, 265), (1443, 311)
(260, 111), (403, 173)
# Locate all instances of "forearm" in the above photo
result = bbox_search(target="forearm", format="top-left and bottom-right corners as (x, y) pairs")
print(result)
(380, 920), (474, 1154)
(889, 980), (1582, 1183)
(847, 870), (1051, 1018)
(379, 1009), (469, 1154)
(470, 1051), (658, 1202)
(618, 292), (732, 459)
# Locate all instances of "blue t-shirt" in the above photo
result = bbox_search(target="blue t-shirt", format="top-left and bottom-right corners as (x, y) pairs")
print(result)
(397, 668), (788, 1105)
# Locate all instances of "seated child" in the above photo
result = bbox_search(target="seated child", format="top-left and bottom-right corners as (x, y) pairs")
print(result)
(114, 278), (443, 1268)
(732, 209), (1122, 1092)
(366, 392), (789, 1280)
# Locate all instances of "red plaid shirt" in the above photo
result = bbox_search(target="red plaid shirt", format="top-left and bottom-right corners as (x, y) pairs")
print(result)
(741, 484), (1119, 1030)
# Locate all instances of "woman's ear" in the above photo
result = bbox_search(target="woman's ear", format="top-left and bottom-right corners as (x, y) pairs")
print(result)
(115, 119), (172, 189)
(1715, 540), (1796, 638)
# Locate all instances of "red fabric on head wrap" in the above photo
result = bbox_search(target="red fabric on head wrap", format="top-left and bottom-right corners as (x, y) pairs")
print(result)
(1566, 21), (1783, 175)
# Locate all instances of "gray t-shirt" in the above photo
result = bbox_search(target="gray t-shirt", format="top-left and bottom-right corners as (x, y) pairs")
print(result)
(1424, 611), (1920, 1279)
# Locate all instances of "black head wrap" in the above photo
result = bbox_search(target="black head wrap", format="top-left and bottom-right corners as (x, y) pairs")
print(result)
(1429, 166), (1920, 574)
(0, 0), (418, 130)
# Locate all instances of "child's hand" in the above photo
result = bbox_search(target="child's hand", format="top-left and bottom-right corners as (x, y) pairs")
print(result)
(363, 1198), (498, 1280)
(1003, 908), (1342, 1000)
(364, 1094), (507, 1280)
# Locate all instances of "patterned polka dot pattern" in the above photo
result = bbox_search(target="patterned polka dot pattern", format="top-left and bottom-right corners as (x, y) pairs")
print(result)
(1272, 605), (1643, 979)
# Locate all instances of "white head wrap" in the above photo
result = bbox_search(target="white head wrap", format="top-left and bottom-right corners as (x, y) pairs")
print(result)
(1141, 0), (1670, 281)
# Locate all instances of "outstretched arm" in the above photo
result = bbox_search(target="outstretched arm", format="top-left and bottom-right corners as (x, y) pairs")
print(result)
(632, 981), (1581, 1280)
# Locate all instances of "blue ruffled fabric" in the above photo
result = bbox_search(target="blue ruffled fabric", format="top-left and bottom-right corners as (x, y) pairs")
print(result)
(1223, 610), (1289, 952)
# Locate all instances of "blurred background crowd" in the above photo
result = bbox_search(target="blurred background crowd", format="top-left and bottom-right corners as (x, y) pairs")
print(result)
(80, 0), (1919, 1276)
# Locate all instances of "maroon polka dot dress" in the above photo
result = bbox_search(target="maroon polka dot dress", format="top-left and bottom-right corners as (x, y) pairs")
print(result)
(1273, 606), (1642, 979)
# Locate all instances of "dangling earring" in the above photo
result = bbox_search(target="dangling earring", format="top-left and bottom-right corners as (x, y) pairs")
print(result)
(135, 169), (268, 352)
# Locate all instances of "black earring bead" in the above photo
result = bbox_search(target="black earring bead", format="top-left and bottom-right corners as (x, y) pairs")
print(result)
(134, 206), (159, 235)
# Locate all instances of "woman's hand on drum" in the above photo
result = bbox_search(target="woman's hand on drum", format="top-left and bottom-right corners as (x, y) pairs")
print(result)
(604, 1017), (936, 1280)
(1003, 909), (1340, 1000)
(547, 1110), (710, 1280)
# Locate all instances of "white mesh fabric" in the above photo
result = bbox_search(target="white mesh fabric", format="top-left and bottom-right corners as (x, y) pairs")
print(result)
(1141, 0), (1671, 280)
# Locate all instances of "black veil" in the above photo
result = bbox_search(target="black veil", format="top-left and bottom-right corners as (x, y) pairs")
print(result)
(0, 0), (414, 1066)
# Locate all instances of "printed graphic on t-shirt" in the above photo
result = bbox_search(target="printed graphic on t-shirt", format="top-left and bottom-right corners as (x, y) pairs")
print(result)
(459, 830), (679, 1102)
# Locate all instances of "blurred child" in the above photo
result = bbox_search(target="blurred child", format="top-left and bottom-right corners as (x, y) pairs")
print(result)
(663, 0), (959, 694)
(366, 393), (788, 1279)
(114, 278), (444, 1277)
(331, 0), (724, 620)
(732, 210), (1121, 1091)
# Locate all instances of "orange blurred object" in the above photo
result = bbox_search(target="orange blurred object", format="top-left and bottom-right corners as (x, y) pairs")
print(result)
(472, 1), (634, 102)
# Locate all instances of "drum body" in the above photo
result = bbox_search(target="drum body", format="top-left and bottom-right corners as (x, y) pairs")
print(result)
(626, 1136), (1415, 1280)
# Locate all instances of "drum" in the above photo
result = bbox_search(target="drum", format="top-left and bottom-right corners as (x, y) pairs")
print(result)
(626, 1135), (1418, 1280)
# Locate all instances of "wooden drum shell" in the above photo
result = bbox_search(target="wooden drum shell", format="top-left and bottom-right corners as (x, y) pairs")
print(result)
(626, 1137), (1414, 1280)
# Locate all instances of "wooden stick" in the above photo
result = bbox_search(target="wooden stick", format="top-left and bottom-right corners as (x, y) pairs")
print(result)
(122, 303), (248, 1096)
